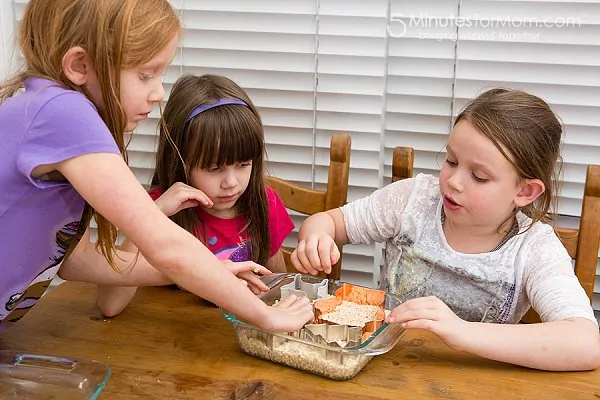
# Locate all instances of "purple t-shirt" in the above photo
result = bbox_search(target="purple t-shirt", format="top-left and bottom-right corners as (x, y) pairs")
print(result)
(0, 78), (120, 331)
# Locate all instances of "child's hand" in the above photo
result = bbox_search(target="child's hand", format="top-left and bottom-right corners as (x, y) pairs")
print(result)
(262, 294), (314, 332)
(386, 296), (471, 351)
(154, 182), (213, 217)
(222, 260), (271, 295)
(290, 233), (340, 275)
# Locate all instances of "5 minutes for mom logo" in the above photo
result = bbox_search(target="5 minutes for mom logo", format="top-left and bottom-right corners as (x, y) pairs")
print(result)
(387, 12), (584, 39)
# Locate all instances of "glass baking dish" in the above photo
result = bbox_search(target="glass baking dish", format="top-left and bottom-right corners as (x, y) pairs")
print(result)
(0, 351), (111, 399)
(221, 273), (406, 380)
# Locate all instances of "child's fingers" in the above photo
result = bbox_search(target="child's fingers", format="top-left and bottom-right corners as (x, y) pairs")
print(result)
(386, 297), (444, 323)
(387, 308), (440, 325)
(304, 239), (324, 272)
(317, 240), (332, 274)
(287, 297), (313, 322)
(290, 250), (309, 274)
(187, 189), (212, 207)
(327, 244), (341, 274)
(179, 199), (200, 210)
(238, 271), (269, 292)
(274, 294), (298, 308)
(229, 261), (271, 276)
(171, 184), (212, 207)
(294, 242), (319, 275)
(399, 319), (436, 331)
(248, 283), (263, 295)
(278, 294), (311, 311)
(330, 244), (341, 266)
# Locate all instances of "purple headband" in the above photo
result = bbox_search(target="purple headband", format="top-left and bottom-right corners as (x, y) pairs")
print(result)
(185, 98), (249, 123)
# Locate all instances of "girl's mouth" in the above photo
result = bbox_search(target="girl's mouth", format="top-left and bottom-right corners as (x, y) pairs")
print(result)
(218, 194), (238, 203)
(443, 195), (461, 211)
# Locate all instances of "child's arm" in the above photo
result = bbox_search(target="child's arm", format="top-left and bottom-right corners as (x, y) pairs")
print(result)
(291, 208), (348, 275)
(59, 228), (167, 318)
(387, 297), (600, 371)
(54, 152), (313, 332)
(265, 249), (287, 273)
(95, 285), (137, 318)
(292, 178), (416, 275)
(58, 227), (172, 286)
(92, 229), (149, 318)
(387, 233), (600, 372)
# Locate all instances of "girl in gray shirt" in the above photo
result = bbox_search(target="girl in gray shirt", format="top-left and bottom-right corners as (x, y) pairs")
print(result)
(292, 88), (599, 371)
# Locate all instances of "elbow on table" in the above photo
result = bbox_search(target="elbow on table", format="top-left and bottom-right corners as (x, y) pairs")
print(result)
(584, 336), (600, 371)
(571, 324), (600, 371)
(96, 301), (125, 318)
(96, 300), (124, 318)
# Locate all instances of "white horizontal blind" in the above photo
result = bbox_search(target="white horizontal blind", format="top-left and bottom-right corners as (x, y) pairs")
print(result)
(380, 0), (460, 286)
(314, 0), (389, 286)
(453, 0), (600, 216)
(386, 0), (458, 179)
(134, 0), (319, 188)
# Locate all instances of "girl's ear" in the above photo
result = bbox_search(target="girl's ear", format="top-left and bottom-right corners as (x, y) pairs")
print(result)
(62, 46), (94, 86)
(514, 178), (545, 208)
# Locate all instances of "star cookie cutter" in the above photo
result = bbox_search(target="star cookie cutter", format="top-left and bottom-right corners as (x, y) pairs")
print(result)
(280, 274), (329, 301)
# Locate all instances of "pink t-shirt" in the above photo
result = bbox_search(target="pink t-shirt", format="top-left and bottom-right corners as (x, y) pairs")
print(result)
(149, 186), (293, 261)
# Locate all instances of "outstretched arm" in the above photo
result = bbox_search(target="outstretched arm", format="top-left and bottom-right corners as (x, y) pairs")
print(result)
(54, 153), (314, 332)
(388, 296), (600, 371)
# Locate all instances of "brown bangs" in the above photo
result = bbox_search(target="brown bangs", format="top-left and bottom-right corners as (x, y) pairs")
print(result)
(184, 104), (264, 170)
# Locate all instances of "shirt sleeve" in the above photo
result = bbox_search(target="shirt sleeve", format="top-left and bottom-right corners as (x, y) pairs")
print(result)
(341, 175), (419, 245)
(17, 91), (120, 187)
(523, 225), (597, 325)
(266, 186), (295, 256)
(148, 188), (163, 201)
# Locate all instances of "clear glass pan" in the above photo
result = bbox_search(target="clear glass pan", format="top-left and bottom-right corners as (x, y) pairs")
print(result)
(0, 351), (111, 399)
(221, 273), (406, 380)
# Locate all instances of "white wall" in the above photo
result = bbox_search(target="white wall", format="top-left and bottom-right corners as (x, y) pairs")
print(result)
(0, 0), (16, 80)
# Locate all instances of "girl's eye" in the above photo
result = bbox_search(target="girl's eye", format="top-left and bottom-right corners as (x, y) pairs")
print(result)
(238, 162), (252, 168)
(140, 74), (153, 81)
(445, 159), (457, 167)
(472, 173), (489, 183)
(207, 166), (221, 172)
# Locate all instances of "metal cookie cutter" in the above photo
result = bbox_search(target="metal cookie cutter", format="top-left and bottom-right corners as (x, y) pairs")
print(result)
(280, 274), (329, 301)
(304, 323), (362, 348)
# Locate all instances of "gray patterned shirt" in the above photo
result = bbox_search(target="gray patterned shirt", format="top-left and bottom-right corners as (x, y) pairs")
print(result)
(342, 174), (596, 325)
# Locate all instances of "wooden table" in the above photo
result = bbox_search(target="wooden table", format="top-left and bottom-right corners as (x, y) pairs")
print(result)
(1, 283), (600, 399)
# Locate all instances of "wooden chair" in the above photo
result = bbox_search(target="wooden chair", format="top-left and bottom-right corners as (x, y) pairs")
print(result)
(391, 146), (414, 183)
(522, 164), (600, 323)
(390, 147), (600, 323)
(266, 133), (351, 280)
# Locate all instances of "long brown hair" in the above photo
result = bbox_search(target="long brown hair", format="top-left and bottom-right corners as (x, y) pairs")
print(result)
(153, 74), (270, 264)
(454, 88), (563, 226)
(0, 0), (181, 271)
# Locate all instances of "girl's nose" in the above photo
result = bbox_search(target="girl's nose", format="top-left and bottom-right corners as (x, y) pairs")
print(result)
(221, 171), (238, 188)
(447, 171), (464, 192)
(148, 81), (165, 103)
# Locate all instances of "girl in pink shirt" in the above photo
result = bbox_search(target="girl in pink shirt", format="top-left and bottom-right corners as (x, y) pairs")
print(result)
(85, 74), (295, 316)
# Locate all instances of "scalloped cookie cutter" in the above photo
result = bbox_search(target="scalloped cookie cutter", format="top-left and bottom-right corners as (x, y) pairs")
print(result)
(305, 323), (362, 348)
(280, 274), (329, 301)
